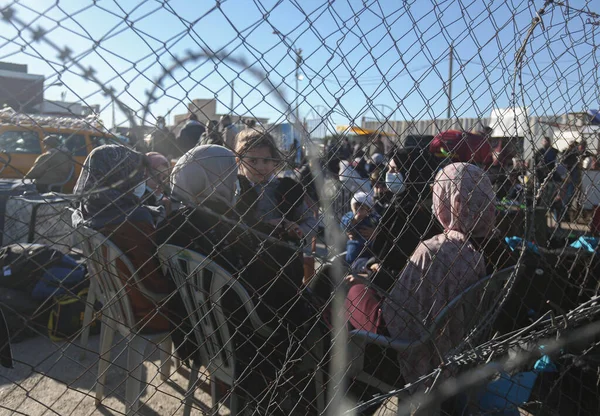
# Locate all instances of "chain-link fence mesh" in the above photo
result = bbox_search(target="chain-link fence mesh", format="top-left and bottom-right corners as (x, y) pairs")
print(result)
(0, 0), (599, 415)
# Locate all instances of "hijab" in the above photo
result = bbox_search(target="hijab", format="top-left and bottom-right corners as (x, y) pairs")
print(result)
(72, 145), (152, 228)
(171, 145), (238, 206)
(382, 162), (494, 387)
(432, 162), (496, 238)
(146, 152), (169, 170)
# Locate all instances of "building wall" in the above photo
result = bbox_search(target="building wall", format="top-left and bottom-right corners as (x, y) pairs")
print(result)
(188, 98), (218, 122)
(0, 70), (44, 112)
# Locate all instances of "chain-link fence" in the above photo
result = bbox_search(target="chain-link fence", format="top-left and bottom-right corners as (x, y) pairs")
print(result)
(0, 0), (599, 415)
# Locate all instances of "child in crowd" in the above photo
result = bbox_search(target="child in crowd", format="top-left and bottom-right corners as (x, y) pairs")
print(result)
(341, 191), (380, 271)
(235, 128), (317, 242)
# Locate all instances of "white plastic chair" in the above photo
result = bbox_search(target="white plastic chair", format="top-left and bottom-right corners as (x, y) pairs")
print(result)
(158, 244), (326, 416)
(77, 226), (174, 415)
(345, 265), (518, 415)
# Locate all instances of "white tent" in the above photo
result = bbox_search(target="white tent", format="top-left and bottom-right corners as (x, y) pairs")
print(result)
(552, 125), (600, 152)
(489, 107), (529, 138)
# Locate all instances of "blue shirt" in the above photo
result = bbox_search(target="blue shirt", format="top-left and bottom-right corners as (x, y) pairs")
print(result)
(340, 211), (380, 262)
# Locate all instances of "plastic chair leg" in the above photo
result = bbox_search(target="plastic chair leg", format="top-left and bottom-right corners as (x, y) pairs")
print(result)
(183, 363), (200, 416)
(80, 278), (97, 359)
(228, 389), (239, 416)
(125, 336), (146, 416)
(158, 337), (172, 382)
(210, 374), (220, 416)
(95, 318), (115, 406)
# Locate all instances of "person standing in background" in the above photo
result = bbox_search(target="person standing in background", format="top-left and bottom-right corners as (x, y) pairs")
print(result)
(149, 116), (177, 160)
(200, 120), (223, 146)
(367, 134), (386, 158)
(176, 113), (205, 155)
(25, 135), (74, 193)
(535, 136), (558, 184)
(220, 114), (238, 150)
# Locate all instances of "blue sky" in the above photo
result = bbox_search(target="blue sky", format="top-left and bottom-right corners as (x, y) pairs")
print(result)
(0, 0), (598, 134)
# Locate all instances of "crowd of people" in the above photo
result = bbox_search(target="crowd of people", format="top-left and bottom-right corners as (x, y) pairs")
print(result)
(534, 136), (596, 223)
(60, 114), (523, 414)
(18, 115), (599, 413)
(147, 113), (241, 159)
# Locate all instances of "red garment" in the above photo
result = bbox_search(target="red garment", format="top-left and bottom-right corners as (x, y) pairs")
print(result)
(429, 130), (493, 166)
(101, 221), (172, 332)
(345, 284), (385, 333)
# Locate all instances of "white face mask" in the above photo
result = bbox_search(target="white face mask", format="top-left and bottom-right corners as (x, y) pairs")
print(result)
(385, 172), (406, 194)
(133, 182), (146, 199)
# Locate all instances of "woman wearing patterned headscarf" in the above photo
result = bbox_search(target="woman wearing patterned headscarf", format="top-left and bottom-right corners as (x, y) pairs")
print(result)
(73, 145), (172, 332)
(345, 163), (496, 411)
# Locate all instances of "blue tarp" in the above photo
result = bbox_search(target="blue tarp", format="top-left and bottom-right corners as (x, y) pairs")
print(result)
(505, 237), (540, 254)
(477, 355), (557, 414)
(569, 236), (599, 252)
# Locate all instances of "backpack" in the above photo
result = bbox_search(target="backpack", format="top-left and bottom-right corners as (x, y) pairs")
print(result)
(0, 244), (65, 293)
(48, 287), (101, 342)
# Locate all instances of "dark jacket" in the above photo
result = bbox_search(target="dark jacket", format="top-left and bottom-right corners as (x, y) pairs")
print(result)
(199, 131), (224, 146)
(157, 201), (311, 327)
(176, 121), (205, 155)
(235, 175), (315, 241)
(157, 203), (317, 405)
(150, 128), (177, 159)
(370, 193), (442, 290)
(368, 139), (386, 157)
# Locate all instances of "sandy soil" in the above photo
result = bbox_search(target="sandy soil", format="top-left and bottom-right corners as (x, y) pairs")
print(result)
(0, 334), (398, 416)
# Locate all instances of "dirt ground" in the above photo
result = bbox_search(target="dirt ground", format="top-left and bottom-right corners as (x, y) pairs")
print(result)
(0, 334), (399, 416)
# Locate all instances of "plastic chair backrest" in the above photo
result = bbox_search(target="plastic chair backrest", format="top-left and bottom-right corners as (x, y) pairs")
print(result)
(349, 266), (518, 352)
(158, 244), (271, 384)
(426, 266), (517, 342)
(78, 226), (137, 333)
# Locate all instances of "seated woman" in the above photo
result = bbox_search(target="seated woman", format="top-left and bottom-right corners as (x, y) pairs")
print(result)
(72, 145), (172, 332)
(346, 162), (496, 388)
(157, 145), (317, 409)
(159, 144), (310, 326)
(367, 150), (443, 290)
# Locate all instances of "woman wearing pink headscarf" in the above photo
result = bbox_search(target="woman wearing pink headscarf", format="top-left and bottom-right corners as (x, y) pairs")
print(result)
(346, 163), (496, 396)
(382, 162), (495, 383)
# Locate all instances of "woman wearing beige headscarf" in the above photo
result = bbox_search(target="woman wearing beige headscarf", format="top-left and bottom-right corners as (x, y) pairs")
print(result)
(345, 163), (496, 412)
(381, 162), (496, 383)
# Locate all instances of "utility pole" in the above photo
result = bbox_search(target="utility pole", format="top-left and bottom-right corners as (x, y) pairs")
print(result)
(230, 79), (234, 112)
(112, 99), (116, 129)
(447, 42), (454, 120)
(295, 47), (303, 123)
